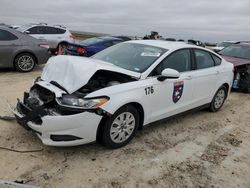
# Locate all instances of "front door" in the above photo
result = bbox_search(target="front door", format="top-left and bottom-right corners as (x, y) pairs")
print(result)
(146, 49), (195, 123)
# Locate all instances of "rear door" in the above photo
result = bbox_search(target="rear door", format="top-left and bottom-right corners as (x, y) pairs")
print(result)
(28, 26), (44, 40)
(0, 29), (19, 67)
(191, 49), (221, 106)
(43, 26), (66, 49)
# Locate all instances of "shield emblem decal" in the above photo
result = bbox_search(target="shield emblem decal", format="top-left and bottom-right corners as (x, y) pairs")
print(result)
(173, 81), (184, 103)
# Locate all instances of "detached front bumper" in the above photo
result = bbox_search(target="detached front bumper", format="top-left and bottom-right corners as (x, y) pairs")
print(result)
(10, 101), (102, 147)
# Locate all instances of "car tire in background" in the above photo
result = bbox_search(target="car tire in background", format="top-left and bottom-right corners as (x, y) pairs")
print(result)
(101, 105), (139, 149)
(14, 53), (36, 72)
(209, 86), (227, 112)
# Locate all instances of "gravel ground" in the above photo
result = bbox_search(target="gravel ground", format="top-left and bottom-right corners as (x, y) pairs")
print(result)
(0, 66), (250, 188)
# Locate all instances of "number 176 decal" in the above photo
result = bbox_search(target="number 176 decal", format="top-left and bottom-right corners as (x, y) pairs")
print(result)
(145, 86), (154, 95)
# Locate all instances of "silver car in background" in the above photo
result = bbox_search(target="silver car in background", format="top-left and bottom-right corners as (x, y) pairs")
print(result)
(0, 26), (50, 72)
(17, 23), (75, 53)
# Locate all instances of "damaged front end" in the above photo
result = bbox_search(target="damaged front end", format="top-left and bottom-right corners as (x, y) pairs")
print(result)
(14, 73), (137, 146)
(13, 81), (107, 146)
(12, 55), (140, 146)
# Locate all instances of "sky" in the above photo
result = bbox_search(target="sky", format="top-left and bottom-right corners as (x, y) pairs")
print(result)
(1, 0), (250, 42)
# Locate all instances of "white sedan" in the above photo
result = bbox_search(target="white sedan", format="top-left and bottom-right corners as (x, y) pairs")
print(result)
(11, 40), (234, 148)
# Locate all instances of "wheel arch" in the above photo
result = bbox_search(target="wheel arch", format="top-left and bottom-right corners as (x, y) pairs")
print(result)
(221, 82), (230, 98)
(96, 101), (145, 143)
(57, 41), (69, 48)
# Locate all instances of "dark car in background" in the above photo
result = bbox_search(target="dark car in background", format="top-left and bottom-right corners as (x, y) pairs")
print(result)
(220, 42), (250, 92)
(212, 41), (239, 53)
(0, 26), (50, 72)
(62, 36), (123, 57)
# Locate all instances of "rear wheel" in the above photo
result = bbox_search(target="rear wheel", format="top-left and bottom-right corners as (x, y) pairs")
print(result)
(101, 105), (139, 149)
(209, 86), (227, 112)
(14, 53), (36, 72)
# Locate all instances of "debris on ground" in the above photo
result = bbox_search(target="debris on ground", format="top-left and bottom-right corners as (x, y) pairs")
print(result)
(201, 143), (230, 164)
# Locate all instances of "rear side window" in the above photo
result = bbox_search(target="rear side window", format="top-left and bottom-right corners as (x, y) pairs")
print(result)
(45, 27), (66, 34)
(0, 29), (18, 41)
(212, 54), (222, 66)
(194, 50), (214, 69)
(56, 28), (66, 34)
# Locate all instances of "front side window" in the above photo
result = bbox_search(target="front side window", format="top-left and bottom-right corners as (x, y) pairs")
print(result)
(27, 26), (44, 34)
(195, 50), (214, 69)
(0, 29), (18, 41)
(93, 43), (167, 73)
(150, 49), (191, 76)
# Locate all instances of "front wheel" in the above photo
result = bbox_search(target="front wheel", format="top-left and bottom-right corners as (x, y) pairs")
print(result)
(101, 105), (139, 149)
(209, 86), (227, 112)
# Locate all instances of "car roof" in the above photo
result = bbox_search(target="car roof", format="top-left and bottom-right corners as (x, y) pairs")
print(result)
(233, 43), (250, 47)
(127, 40), (200, 50)
(18, 23), (67, 31)
(221, 41), (239, 43)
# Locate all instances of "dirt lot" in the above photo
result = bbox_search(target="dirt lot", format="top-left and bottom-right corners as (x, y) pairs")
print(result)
(0, 66), (250, 188)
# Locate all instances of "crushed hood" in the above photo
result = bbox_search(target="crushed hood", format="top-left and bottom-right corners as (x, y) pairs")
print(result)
(41, 55), (141, 94)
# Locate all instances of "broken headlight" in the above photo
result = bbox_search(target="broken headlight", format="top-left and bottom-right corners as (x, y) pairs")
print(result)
(56, 95), (109, 109)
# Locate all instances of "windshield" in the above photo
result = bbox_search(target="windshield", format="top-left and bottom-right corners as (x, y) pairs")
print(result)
(79, 37), (105, 46)
(220, 45), (250, 59)
(92, 43), (167, 73)
(217, 42), (234, 48)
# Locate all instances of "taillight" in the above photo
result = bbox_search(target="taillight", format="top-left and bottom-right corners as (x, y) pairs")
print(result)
(77, 47), (85, 54)
(39, 44), (50, 49)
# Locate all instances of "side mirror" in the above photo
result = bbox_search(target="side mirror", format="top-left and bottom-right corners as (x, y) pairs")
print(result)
(157, 68), (180, 81)
(24, 30), (30, 34)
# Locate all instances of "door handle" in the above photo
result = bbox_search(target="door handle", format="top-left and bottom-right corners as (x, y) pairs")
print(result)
(183, 76), (192, 80)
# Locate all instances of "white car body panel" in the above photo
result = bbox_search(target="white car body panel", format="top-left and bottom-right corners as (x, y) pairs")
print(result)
(11, 40), (234, 146)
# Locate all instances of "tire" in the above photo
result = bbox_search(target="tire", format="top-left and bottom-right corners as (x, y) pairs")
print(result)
(209, 86), (227, 112)
(101, 105), (139, 149)
(14, 53), (36, 72)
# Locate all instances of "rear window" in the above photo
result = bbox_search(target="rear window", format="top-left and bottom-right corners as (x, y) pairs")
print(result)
(0, 29), (18, 41)
(80, 38), (105, 46)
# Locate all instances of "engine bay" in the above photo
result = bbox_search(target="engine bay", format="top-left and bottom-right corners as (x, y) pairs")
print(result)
(73, 70), (137, 97)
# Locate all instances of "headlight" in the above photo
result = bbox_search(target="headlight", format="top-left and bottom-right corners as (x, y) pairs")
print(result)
(56, 95), (109, 109)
